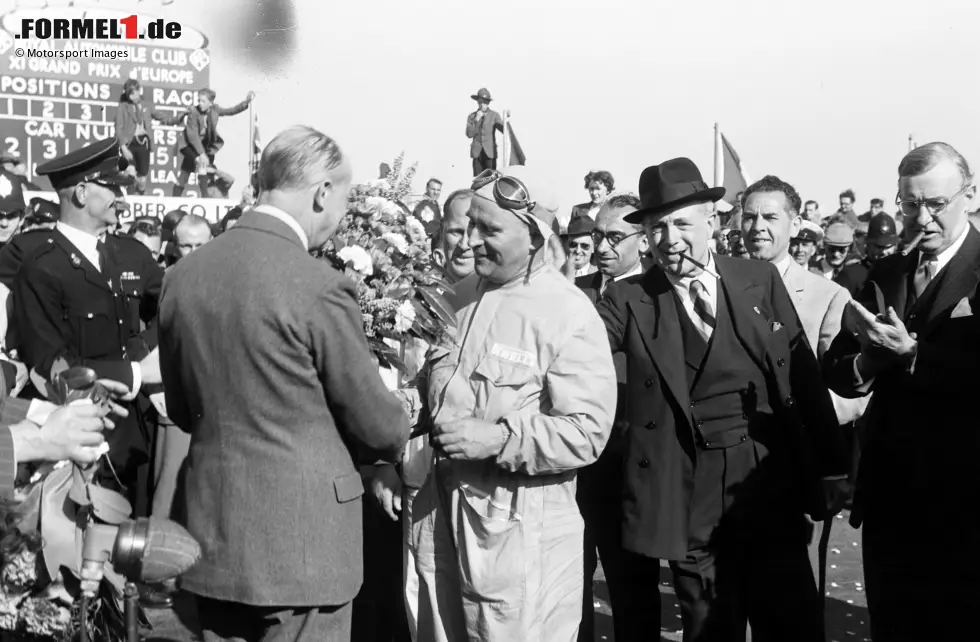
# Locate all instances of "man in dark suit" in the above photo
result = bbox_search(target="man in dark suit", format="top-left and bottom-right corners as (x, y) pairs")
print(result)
(824, 142), (980, 642)
(158, 126), (409, 642)
(574, 192), (648, 642)
(597, 158), (849, 641)
(465, 88), (504, 176)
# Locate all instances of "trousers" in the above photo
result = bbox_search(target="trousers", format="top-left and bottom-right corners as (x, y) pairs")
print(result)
(196, 596), (352, 642)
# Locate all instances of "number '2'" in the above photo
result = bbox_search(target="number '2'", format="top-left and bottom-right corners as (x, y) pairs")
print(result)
(120, 15), (138, 39)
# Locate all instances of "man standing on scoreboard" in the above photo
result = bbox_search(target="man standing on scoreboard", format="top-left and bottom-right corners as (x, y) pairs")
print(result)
(173, 88), (255, 198)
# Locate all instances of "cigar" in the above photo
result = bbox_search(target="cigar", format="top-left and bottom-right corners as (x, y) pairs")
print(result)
(901, 230), (926, 256)
(680, 253), (720, 279)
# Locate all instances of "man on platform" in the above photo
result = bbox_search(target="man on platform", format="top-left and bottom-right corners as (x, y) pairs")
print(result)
(465, 88), (504, 176)
(824, 142), (980, 642)
(597, 158), (849, 641)
(574, 192), (648, 642)
(411, 166), (616, 641)
(158, 126), (408, 642)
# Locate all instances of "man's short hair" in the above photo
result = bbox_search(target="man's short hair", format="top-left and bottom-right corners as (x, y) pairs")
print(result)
(426, 178), (442, 189)
(804, 199), (819, 209)
(583, 170), (615, 192)
(432, 190), (472, 252)
(602, 192), (644, 231)
(839, 189), (855, 202)
(175, 213), (212, 237)
(199, 88), (216, 101)
(870, 198), (884, 207)
(742, 175), (803, 218)
(258, 126), (344, 193)
(898, 141), (974, 183)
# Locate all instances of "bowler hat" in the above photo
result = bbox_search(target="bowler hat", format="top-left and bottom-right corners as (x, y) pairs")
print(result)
(565, 215), (595, 238)
(623, 158), (726, 223)
(867, 213), (899, 245)
(471, 88), (493, 102)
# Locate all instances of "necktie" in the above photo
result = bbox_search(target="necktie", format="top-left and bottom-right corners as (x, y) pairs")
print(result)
(599, 276), (609, 297)
(913, 254), (937, 298)
(96, 237), (108, 274)
(689, 280), (716, 341)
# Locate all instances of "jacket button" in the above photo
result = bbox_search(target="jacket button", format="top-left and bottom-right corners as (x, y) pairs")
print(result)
(909, 313), (916, 320)
(740, 434), (748, 443)
(703, 440), (712, 447)
(742, 412), (749, 419)
(645, 379), (654, 388)
(645, 421), (656, 430)
(697, 420), (703, 428)
(638, 459), (650, 468)
(776, 358), (785, 367)
(785, 396), (795, 407)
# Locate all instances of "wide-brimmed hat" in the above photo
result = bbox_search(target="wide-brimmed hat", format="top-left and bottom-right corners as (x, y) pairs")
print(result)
(564, 215), (595, 238)
(471, 88), (492, 102)
(623, 158), (726, 224)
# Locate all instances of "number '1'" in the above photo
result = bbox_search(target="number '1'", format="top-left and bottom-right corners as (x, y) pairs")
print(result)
(120, 15), (138, 39)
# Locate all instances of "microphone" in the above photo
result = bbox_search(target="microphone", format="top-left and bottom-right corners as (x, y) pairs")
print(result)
(80, 517), (201, 596)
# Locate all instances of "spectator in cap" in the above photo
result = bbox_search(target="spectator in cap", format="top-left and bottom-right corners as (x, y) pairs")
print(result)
(790, 219), (822, 267)
(173, 88), (255, 197)
(835, 212), (901, 298)
(564, 215), (597, 277)
(413, 164), (616, 641)
(812, 221), (853, 279)
(0, 170), (26, 249)
(21, 198), (59, 233)
(568, 170), (615, 231)
(465, 88), (506, 176)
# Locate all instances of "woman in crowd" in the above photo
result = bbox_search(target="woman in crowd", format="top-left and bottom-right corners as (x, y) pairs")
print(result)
(568, 170), (615, 227)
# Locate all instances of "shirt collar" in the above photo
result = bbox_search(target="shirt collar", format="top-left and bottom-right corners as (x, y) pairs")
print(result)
(665, 251), (717, 291)
(56, 222), (102, 271)
(601, 260), (644, 287)
(252, 204), (309, 250)
(920, 223), (970, 273)
(774, 254), (793, 277)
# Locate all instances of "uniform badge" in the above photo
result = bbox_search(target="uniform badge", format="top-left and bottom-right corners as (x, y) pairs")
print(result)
(0, 174), (12, 198)
(70, 253), (81, 267)
(121, 271), (139, 281)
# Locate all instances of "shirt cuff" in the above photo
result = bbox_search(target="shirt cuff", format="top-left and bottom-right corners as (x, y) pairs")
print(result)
(852, 355), (874, 394)
(26, 399), (58, 426)
(121, 362), (142, 402)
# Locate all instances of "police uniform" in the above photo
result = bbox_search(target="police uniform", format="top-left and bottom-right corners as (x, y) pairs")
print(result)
(10, 138), (164, 516)
(836, 213), (901, 297)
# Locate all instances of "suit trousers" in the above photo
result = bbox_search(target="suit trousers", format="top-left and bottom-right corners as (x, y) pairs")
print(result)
(195, 596), (352, 642)
(577, 458), (635, 642)
(472, 150), (496, 177)
(151, 415), (191, 519)
(667, 514), (823, 642)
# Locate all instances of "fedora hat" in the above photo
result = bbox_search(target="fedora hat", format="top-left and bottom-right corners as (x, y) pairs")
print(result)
(623, 158), (726, 224)
(471, 87), (493, 102)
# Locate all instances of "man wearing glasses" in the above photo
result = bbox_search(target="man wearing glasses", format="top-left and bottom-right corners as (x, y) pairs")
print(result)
(10, 138), (171, 608)
(825, 142), (980, 642)
(811, 221), (854, 279)
(573, 192), (649, 642)
(412, 166), (616, 641)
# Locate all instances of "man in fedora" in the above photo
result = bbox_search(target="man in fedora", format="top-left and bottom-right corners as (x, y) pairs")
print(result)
(564, 215), (597, 277)
(465, 88), (505, 176)
(596, 157), (849, 641)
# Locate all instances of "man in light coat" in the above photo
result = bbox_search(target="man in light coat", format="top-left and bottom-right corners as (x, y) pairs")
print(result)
(411, 166), (617, 641)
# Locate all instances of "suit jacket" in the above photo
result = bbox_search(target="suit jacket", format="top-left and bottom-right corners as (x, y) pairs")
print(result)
(598, 255), (846, 560)
(0, 366), (31, 497)
(114, 101), (181, 149)
(180, 100), (249, 158)
(824, 225), (980, 527)
(157, 210), (409, 607)
(781, 260), (867, 425)
(466, 109), (503, 159)
(569, 202), (595, 223)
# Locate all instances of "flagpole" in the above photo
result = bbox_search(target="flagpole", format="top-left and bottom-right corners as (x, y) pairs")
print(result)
(713, 123), (723, 188)
(248, 100), (255, 178)
(501, 108), (510, 171)
(908, 134), (916, 152)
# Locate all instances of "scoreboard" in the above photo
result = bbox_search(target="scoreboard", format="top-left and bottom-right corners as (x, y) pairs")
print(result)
(0, 4), (211, 196)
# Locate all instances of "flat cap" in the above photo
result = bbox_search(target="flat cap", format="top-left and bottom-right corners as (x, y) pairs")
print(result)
(0, 170), (26, 214)
(793, 219), (822, 243)
(36, 138), (134, 191)
(824, 221), (854, 246)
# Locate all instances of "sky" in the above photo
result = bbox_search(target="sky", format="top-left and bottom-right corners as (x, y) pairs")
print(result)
(127, 0), (980, 216)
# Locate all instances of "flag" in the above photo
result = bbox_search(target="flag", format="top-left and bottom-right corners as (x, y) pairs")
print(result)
(507, 123), (526, 166)
(716, 130), (750, 206)
(251, 111), (262, 164)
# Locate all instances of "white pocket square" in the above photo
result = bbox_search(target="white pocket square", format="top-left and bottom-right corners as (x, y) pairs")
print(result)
(951, 297), (973, 319)
(771, 321), (783, 332)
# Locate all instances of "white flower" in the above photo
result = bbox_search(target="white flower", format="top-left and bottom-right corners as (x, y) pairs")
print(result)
(364, 196), (387, 213)
(381, 200), (403, 218)
(365, 179), (390, 191)
(382, 233), (410, 254)
(418, 205), (435, 223)
(406, 217), (427, 243)
(394, 300), (416, 333)
(337, 245), (374, 276)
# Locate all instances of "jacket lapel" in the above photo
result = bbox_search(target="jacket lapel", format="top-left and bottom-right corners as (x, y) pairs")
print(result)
(52, 230), (111, 293)
(627, 270), (691, 415)
(916, 226), (980, 336)
(783, 261), (807, 309)
(715, 255), (770, 370)
(879, 252), (916, 318)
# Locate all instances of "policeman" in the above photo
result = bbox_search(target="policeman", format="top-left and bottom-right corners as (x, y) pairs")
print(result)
(0, 169), (26, 250)
(11, 138), (164, 522)
(835, 212), (901, 297)
(22, 197), (60, 232)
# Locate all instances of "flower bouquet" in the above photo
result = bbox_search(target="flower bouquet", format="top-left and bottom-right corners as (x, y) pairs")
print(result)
(315, 155), (457, 378)
(0, 368), (149, 642)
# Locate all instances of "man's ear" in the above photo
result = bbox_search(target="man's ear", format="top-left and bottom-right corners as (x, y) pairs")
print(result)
(312, 181), (331, 212)
(432, 248), (447, 268)
(790, 214), (802, 237)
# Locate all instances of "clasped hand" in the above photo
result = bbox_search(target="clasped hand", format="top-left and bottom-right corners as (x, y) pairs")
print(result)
(430, 416), (508, 461)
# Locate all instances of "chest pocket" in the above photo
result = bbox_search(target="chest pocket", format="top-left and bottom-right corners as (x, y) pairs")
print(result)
(471, 354), (542, 422)
(65, 299), (118, 360)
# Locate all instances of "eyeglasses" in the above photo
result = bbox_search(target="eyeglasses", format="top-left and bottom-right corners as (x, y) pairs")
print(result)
(590, 230), (642, 249)
(471, 169), (536, 213)
(895, 182), (972, 218)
